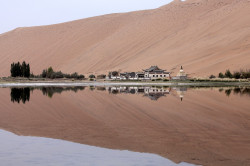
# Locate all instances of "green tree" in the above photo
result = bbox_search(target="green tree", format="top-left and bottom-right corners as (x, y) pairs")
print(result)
(89, 74), (96, 79)
(10, 63), (15, 77)
(21, 61), (27, 77)
(47, 67), (54, 78)
(225, 70), (233, 78)
(26, 64), (30, 78)
(10, 62), (23, 77)
(233, 72), (241, 79)
(209, 75), (216, 79)
(218, 72), (224, 78)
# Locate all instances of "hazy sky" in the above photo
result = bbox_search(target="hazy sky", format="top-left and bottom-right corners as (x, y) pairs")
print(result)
(0, 0), (172, 34)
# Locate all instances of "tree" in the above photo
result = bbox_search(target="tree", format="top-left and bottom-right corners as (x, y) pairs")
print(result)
(21, 61), (26, 77)
(10, 61), (30, 78)
(224, 70), (233, 78)
(78, 75), (85, 80)
(97, 74), (106, 79)
(10, 63), (15, 77)
(218, 72), (224, 78)
(47, 67), (54, 78)
(41, 69), (47, 78)
(111, 71), (119, 76)
(209, 75), (216, 79)
(233, 72), (241, 79)
(89, 74), (96, 79)
(25, 64), (30, 78)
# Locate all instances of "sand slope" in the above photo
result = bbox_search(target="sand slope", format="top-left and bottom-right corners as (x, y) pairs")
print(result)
(0, 0), (250, 77)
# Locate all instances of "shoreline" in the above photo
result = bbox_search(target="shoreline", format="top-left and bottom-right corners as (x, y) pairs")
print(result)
(0, 81), (249, 87)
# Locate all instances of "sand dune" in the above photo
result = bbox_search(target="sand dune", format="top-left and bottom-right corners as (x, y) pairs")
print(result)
(0, 0), (250, 77)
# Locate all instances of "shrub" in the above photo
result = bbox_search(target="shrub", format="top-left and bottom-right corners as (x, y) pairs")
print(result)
(233, 72), (241, 79)
(218, 72), (224, 78)
(78, 75), (85, 80)
(240, 69), (250, 79)
(97, 74), (106, 79)
(40, 67), (84, 79)
(219, 69), (250, 79)
(163, 79), (169, 82)
(64, 74), (71, 79)
(209, 75), (216, 79)
(111, 71), (119, 77)
(89, 78), (94, 81)
(71, 72), (78, 79)
(41, 69), (47, 78)
(51, 71), (64, 79)
(89, 74), (96, 79)
(225, 69), (233, 78)
(47, 67), (54, 78)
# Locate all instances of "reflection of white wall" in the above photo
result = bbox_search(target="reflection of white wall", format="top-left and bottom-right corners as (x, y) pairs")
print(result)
(0, 130), (194, 166)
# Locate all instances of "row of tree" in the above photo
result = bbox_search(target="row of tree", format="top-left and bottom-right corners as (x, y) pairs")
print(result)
(218, 69), (250, 79)
(10, 61), (30, 77)
(41, 67), (85, 79)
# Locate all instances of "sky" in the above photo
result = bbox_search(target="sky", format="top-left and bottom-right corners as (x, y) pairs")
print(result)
(0, 0), (173, 34)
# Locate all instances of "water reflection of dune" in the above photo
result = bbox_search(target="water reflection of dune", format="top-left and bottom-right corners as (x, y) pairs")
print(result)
(2, 87), (250, 166)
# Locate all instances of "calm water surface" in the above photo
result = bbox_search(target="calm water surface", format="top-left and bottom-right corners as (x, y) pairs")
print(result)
(0, 86), (249, 166)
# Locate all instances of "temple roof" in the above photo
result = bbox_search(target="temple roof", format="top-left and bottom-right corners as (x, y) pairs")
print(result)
(143, 66), (166, 72)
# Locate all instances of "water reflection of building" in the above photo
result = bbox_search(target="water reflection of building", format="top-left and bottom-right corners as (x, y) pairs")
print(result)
(173, 87), (187, 101)
(107, 86), (171, 100)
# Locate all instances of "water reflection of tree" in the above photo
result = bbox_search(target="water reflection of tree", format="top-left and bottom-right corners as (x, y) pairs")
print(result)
(233, 87), (250, 97)
(89, 86), (95, 91)
(10, 87), (86, 103)
(10, 88), (30, 104)
(40, 87), (85, 98)
(225, 89), (232, 97)
(219, 87), (250, 97)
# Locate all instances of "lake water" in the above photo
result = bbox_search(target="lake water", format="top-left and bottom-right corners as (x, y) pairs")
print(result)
(0, 86), (249, 166)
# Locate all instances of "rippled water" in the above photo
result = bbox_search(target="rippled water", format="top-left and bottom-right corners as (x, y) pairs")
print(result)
(0, 86), (249, 166)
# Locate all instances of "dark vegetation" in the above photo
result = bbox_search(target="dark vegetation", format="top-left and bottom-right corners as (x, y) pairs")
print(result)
(10, 63), (85, 80)
(218, 69), (250, 79)
(10, 61), (30, 78)
(97, 74), (106, 79)
(41, 67), (85, 79)
(10, 88), (30, 104)
(89, 74), (96, 79)
(40, 87), (85, 98)
(108, 71), (119, 77)
(209, 75), (216, 79)
(10, 87), (85, 103)
(219, 87), (250, 97)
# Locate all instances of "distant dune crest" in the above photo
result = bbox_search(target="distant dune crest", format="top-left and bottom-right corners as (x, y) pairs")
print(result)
(0, 0), (249, 77)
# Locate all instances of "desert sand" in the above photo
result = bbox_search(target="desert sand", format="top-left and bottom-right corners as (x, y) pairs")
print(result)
(0, 0), (250, 77)
(0, 87), (249, 166)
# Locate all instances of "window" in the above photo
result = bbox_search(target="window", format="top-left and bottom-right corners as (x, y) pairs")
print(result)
(164, 75), (166, 77)
(153, 75), (155, 77)
(156, 75), (158, 77)
(160, 75), (162, 77)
